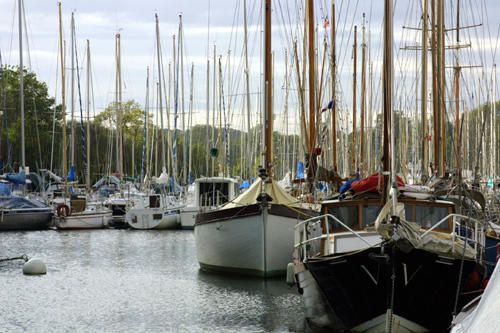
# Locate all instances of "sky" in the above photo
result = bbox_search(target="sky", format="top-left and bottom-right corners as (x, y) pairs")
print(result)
(0, 0), (499, 135)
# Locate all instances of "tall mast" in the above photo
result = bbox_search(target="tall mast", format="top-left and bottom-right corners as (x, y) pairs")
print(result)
(179, 14), (187, 184)
(18, 0), (25, 169)
(57, 2), (66, 179)
(307, 0), (316, 158)
(361, 14), (367, 176)
(454, 1), (460, 173)
(421, 0), (429, 179)
(85, 40), (91, 191)
(70, 12), (75, 168)
(172, 34), (178, 181)
(155, 13), (166, 171)
(188, 63), (194, 182)
(263, 0), (272, 174)
(382, 0), (393, 189)
(243, 0), (252, 180)
(438, 0), (446, 175)
(352, 25), (358, 174)
(115, 33), (123, 176)
(331, 0), (337, 173)
(205, 59), (210, 177)
(212, 44), (216, 177)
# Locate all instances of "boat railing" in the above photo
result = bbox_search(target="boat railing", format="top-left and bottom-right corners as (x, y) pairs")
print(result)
(419, 213), (484, 258)
(294, 214), (373, 261)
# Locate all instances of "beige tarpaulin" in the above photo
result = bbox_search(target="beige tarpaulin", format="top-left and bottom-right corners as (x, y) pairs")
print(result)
(222, 178), (305, 210)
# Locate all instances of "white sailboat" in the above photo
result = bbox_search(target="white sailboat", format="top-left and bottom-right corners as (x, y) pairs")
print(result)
(194, 0), (317, 277)
(53, 8), (111, 230)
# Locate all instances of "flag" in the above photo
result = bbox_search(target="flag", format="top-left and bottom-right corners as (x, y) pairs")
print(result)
(323, 18), (330, 29)
(321, 99), (334, 112)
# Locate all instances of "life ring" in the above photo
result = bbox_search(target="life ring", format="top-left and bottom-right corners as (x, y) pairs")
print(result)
(56, 204), (70, 217)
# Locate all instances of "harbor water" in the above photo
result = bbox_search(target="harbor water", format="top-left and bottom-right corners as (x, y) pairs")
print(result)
(0, 230), (306, 332)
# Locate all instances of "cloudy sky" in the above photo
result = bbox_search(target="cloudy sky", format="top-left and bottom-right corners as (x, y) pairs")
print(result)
(0, 0), (499, 134)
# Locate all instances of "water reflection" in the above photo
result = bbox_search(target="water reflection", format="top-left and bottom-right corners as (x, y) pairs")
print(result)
(0, 230), (306, 332)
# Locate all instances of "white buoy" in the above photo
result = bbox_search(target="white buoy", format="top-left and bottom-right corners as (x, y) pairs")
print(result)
(286, 262), (296, 286)
(22, 258), (47, 275)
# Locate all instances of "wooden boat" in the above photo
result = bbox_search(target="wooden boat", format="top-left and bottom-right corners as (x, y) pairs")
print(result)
(293, 194), (486, 332)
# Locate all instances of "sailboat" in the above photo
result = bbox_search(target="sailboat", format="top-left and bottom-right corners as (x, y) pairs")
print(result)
(0, 0), (53, 231)
(291, 1), (487, 331)
(53, 7), (111, 230)
(194, 0), (318, 278)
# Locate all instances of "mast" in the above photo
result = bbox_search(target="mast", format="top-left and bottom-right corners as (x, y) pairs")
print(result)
(382, 0), (393, 195)
(173, 34), (178, 181)
(431, 0), (439, 176)
(18, 0), (25, 169)
(263, 0), (272, 174)
(454, 1), (460, 173)
(352, 25), (358, 174)
(142, 66), (150, 185)
(188, 62), (194, 182)
(57, 2), (67, 179)
(85, 40), (91, 191)
(212, 44), (216, 177)
(243, 0), (252, 180)
(70, 12), (75, 168)
(307, 0), (316, 160)
(179, 14), (187, 184)
(438, 0), (446, 175)
(421, 0), (429, 179)
(331, 0), (337, 173)
(155, 13), (166, 171)
(205, 59), (210, 177)
(361, 14), (367, 176)
(115, 33), (123, 176)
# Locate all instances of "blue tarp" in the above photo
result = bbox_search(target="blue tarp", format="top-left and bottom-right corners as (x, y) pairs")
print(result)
(6, 171), (26, 185)
(67, 166), (76, 182)
(339, 177), (360, 194)
(0, 183), (11, 196)
(240, 180), (250, 190)
(296, 162), (305, 179)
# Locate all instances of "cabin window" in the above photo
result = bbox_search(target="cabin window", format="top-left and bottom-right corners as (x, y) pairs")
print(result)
(327, 206), (359, 231)
(362, 205), (383, 227)
(414, 206), (449, 229)
(199, 182), (230, 207)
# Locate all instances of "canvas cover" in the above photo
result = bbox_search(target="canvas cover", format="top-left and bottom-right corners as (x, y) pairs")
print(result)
(222, 178), (303, 210)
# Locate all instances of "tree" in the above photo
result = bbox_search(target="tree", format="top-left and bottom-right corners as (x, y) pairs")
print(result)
(95, 100), (146, 177)
(0, 66), (59, 172)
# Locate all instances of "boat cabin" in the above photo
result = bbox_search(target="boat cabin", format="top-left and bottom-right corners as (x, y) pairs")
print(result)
(323, 198), (454, 232)
(194, 177), (239, 209)
(316, 197), (455, 255)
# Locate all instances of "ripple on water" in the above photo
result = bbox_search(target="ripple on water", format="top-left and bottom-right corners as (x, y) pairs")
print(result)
(0, 230), (306, 332)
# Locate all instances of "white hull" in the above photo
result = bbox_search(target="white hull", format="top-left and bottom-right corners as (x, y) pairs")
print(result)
(126, 207), (180, 230)
(180, 207), (198, 230)
(194, 205), (298, 277)
(55, 212), (111, 229)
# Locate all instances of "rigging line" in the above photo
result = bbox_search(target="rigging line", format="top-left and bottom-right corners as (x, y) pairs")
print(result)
(50, 37), (60, 173)
(20, 0), (31, 70)
(206, 0), (211, 60)
(7, 0), (17, 66)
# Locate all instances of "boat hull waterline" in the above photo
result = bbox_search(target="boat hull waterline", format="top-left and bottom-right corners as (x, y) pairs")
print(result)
(195, 203), (314, 277)
(305, 245), (483, 332)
